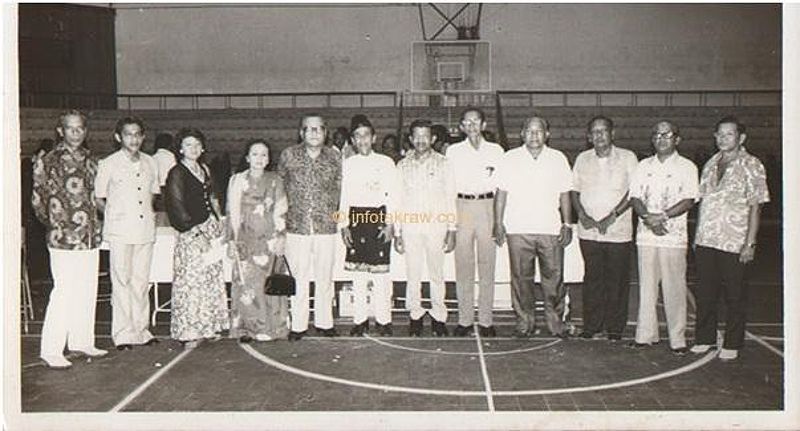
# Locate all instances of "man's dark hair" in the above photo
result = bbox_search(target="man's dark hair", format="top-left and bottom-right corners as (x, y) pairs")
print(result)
(460, 107), (486, 123)
(154, 133), (174, 151)
(409, 119), (434, 135)
(715, 116), (746, 134)
(114, 116), (146, 136)
(587, 115), (614, 132)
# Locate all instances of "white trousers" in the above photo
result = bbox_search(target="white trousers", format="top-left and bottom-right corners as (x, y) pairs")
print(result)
(41, 248), (100, 357)
(635, 245), (688, 349)
(285, 233), (336, 332)
(403, 229), (448, 322)
(351, 272), (393, 325)
(109, 241), (155, 345)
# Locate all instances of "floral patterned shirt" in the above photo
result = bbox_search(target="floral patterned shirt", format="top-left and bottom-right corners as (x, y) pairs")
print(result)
(695, 148), (770, 253)
(31, 142), (102, 249)
(277, 144), (342, 235)
(629, 152), (698, 248)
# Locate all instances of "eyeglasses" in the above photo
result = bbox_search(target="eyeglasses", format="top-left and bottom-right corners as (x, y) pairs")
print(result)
(654, 131), (675, 140)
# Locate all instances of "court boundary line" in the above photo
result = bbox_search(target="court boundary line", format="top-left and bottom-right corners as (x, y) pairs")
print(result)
(107, 347), (192, 412)
(473, 325), (495, 411)
(745, 331), (784, 358)
(239, 342), (718, 397)
(362, 334), (562, 356)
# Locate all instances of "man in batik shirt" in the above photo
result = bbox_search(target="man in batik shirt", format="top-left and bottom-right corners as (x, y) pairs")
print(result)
(691, 116), (769, 361)
(278, 114), (342, 340)
(32, 109), (107, 368)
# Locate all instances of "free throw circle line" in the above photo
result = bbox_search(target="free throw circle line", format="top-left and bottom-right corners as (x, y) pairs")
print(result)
(239, 343), (717, 397)
(363, 334), (562, 356)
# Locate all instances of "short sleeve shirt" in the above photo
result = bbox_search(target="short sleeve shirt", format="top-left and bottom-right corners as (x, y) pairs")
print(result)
(496, 145), (572, 235)
(572, 146), (639, 242)
(445, 138), (505, 195)
(695, 148), (770, 253)
(629, 152), (699, 248)
(95, 150), (160, 244)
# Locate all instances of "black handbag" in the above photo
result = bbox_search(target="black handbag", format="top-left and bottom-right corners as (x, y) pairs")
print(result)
(263, 255), (296, 296)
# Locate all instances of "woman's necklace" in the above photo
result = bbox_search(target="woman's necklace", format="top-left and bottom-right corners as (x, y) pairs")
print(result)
(183, 160), (205, 182)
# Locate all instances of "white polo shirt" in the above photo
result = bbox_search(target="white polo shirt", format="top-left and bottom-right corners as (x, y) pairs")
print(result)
(496, 145), (572, 235)
(153, 148), (176, 187)
(95, 150), (160, 244)
(629, 152), (699, 248)
(445, 138), (505, 195)
(572, 146), (639, 243)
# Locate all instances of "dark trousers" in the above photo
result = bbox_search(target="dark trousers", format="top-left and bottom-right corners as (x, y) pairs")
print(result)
(694, 246), (748, 349)
(507, 234), (567, 335)
(579, 240), (631, 336)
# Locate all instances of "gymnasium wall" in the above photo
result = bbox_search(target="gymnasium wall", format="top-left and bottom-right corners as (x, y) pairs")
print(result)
(115, 4), (781, 94)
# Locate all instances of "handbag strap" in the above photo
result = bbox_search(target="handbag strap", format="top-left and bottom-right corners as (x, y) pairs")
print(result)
(279, 255), (293, 277)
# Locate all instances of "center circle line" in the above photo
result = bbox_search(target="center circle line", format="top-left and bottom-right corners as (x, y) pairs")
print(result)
(363, 334), (562, 356)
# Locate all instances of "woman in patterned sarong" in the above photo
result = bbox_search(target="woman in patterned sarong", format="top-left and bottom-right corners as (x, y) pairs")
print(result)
(164, 128), (229, 349)
(226, 140), (290, 342)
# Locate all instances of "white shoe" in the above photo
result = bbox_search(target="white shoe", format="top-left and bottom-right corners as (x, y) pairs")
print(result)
(719, 348), (739, 361)
(184, 340), (200, 350)
(41, 355), (72, 369)
(690, 344), (714, 354)
(74, 347), (108, 358)
(254, 334), (273, 342)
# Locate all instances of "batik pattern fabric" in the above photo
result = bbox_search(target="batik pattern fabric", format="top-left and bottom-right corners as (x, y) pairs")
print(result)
(277, 145), (341, 235)
(344, 205), (391, 273)
(227, 171), (290, 339)
(170, 216), (230, 341)
(695, 148), (769, 253)
(31, 142), (102, 250)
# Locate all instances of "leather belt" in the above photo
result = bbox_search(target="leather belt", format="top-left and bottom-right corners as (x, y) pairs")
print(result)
(457, 192), (495, 200)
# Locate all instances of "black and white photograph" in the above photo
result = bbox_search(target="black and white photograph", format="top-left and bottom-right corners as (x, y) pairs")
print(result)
(2, 2), (798, 430)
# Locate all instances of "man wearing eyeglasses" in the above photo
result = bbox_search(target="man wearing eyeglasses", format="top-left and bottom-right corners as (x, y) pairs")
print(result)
(445, 108), (505, 337)
(278, 114), (343, 341)
(628, 121), (699, 355)
(691, 117), (769, 361)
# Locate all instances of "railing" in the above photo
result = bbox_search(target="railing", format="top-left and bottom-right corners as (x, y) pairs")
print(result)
(497, 90), (781, 107)
(20, 89), (780, 110)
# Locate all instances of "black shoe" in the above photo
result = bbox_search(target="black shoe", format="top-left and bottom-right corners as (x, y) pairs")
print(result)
(376, 323), (393, 337)
(409, 318), (423, 337)
(288, 331), (307, 341)
(578, 331), (595, 339)
(554, 331), (571, 340)
(453, 325), (473, 337)
(349, 321), (368, 337)
(116, 344), (133, 351)
(239, 335), (254, 343)
(512, 329), (531, 339)
(316, 327), (339, 337)
(432, 320), (449, 337)
(627, 341), (658, 349)
(607, 333), (622, 341)
(144, 338), (160, 346)
(671, 346), (690, 356)
(478, 325), (496, 338)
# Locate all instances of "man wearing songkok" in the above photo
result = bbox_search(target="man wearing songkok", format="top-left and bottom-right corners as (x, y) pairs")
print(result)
(278, 114), (342, 340)
(95, 116), (161, 351)
(691, 116), (769, 361)
(446, 107), (505, 338)
(629, 120), (698, 355)
(493, 116), (574, 339)
(339, 114), (400, 337)
(571, 116), (639, 341)
(32, 109), (107, 368)
(395, 119), (457, 337)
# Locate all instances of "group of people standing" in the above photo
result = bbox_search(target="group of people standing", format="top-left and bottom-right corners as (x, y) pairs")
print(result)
(29, 107), (768, 369)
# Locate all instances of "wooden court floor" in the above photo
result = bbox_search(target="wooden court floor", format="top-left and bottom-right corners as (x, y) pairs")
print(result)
(18, 224), (784, 413)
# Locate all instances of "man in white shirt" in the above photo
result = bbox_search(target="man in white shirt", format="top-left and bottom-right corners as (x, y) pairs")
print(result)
(395, 119), (457, 337)
(446, 108), (505, 337)
(571, 116), (639, 341)
(494, 116), (574, 338)
(629, 120), (698, 355)
(95, 116), (161, 350)
(339, 115), (400, 337)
